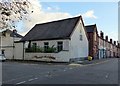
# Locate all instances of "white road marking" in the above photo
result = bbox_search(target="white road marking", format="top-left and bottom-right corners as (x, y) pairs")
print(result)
(16, 77), (39, 84)
(28, 79), (34, 81)
(105, 73), (109, 78)
(34, 78), (38, 80)
(16, 81), (26, 85)
(3, 72), (48, 83)
(3, 75), (33, 83)
(63, 69), (66, 71)
(28, 78), (38, 82)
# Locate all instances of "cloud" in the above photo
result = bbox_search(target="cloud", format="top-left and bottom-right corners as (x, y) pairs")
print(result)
(47, 7), (52, 11)
(20, 0), (71, 36)
(82, 10), (98, 19)
(46, 6), (60, 11)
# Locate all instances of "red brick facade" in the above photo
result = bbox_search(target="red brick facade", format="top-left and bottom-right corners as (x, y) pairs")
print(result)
(85, 24), (99, 59)
(86, 24), (120, 59)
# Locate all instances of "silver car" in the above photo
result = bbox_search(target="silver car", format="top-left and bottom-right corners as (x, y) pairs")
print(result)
(0, 54), (6, 62)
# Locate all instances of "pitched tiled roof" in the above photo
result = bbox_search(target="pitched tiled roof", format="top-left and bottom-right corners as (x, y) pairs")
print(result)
(85, 24), (96, 33)
(10, 32), (23, 38)
(21, 16), (81, 41)
(4, 29), (23, 38)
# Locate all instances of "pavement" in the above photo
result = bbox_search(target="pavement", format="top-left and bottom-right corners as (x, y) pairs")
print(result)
(1, 58), (119, 85)
(6, 57), (112, 65)
(78, 58), (113, 65)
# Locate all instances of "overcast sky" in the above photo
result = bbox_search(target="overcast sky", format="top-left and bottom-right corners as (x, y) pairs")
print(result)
(16, 0), (118, 42)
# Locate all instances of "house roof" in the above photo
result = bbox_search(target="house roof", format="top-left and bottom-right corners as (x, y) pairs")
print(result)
(3, 29), (23, 38)
(85, 24), (96, 33)
(21, 16), (82, 41)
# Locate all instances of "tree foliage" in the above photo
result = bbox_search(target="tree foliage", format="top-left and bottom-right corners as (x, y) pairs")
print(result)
(0, 0), (33, 29)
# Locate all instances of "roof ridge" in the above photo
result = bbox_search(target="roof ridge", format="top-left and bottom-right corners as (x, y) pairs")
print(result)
(36, 16), (81, 26)
(85, 24), (96, 27)
(21, 15), (81, 41)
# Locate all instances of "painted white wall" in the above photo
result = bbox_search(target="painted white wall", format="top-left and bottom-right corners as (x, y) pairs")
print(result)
(0, 32), (22, 59)
(0, 33), (13, 47)
(4, 48), (13, 59)
(25, 40), (71, 62)
(14, 43), (24, 60)
(25, 51), (70, 62)
(70, 19), (88, 59)
(0, 33), (14, 59)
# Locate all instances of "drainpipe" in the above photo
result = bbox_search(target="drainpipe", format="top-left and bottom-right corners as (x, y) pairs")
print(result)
(13, 35), (15, 60)
(103, 39), (104, 58)
(0, 36), (2, 54)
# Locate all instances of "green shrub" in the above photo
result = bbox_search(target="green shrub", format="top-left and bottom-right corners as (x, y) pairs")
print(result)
(44, 47), (56, 53)
(25, 45), (56, 53)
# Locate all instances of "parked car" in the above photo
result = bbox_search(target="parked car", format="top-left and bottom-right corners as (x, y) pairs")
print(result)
(0, 54), (6, 62)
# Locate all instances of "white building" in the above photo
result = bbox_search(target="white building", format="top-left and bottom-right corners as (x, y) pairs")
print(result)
(17, 16), (89, 62)
(0, 29), (23, 59)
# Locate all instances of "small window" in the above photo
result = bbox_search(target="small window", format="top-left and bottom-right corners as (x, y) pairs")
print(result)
(57, 42), (63, 52)
(80, 30), (82, 33)
(44, 42), (49, 52)
(80, 35), (83, 41)
(33, 43), (37, 47)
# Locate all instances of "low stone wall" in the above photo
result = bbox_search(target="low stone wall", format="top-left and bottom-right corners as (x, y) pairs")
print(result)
(25, 51), (70, 62)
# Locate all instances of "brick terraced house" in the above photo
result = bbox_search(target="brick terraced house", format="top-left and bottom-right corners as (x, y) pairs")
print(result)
(85, 24), (99, 59)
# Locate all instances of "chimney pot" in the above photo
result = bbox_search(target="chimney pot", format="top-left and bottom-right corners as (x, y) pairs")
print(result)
(13, 29), (17, 33)
(100, 31), (104, 38)
(105, 36), (108, 41)
(110, 39), (112, 43)
(114, 41), (116, 45)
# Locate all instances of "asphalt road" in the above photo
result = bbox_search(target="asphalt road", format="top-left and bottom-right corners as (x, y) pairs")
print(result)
(2, 58), (119, 85)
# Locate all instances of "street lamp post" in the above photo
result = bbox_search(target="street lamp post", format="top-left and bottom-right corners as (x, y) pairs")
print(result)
(0, 36), (2, 55)
(13, 34), (15, 60)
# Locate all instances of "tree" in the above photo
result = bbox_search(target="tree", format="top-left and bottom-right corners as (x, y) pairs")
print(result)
(0, 0), (33, 29)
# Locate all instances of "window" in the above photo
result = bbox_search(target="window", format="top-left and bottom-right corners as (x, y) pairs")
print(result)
(57, 42), (63, 52)
(44, 42), (49, 52)
(32, 43), (37, 51)
(80, 30), (82, 33)
(80, 35), (83, 41)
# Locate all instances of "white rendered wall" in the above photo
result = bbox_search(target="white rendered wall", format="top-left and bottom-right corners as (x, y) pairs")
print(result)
(70, 19), (88, 59)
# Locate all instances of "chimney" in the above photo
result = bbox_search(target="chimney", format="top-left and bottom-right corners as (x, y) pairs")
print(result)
(118, 43), (120, 47)
(105, 36), (108, 41)
(110, 39), (112, 43)
(100, 31), (104, 38)
(13, 29), (17, 33)
(114, 41), (116, 45)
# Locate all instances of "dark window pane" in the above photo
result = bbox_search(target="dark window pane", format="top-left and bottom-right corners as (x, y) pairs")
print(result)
(33, 43), (37, 51)
(57, 42), (63, 52)
(80, 35), (83, 41)
(44, 42), (49, 52)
